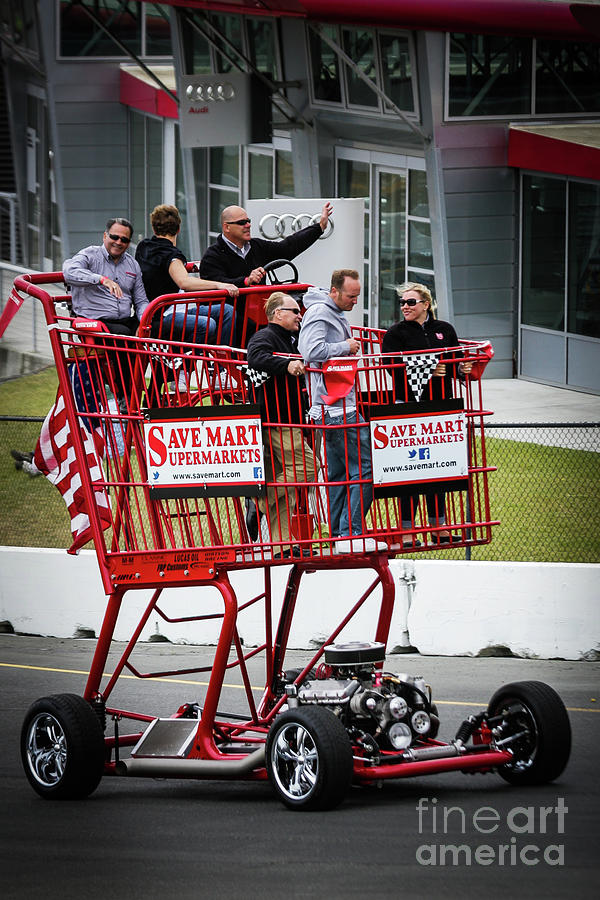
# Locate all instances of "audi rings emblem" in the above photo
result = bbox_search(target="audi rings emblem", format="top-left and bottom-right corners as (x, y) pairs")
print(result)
(185, 82), (236, 102)
(258, 213), (333, 241)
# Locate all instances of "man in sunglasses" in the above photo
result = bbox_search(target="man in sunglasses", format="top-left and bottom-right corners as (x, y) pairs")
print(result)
(63, 217), (148, 332)
(246, 291), (316, 558)
(199, 202), (333, 290)
(63, 218), (149, 402)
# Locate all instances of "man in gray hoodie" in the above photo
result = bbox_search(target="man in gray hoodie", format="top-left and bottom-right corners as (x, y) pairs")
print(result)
(298, 269), (386, 554)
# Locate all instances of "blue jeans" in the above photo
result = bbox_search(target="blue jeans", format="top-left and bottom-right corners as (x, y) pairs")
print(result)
(322, 409), (373, 538)
(164, 302), (235, 345)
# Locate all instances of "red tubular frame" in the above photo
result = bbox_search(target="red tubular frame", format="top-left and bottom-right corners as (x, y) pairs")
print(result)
(10, 273), (504, 787)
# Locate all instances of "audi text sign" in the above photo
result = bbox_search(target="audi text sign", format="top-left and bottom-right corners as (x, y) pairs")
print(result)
(144, 405), (266, 499)
(179, 73), (271, 148)
(370, 400), (469, 491)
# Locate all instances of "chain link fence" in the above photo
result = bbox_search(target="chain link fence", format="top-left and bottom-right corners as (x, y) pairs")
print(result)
(1, 416), (598, 562)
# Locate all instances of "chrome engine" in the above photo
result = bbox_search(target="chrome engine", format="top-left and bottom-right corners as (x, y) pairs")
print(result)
(285, 642), (440, 756)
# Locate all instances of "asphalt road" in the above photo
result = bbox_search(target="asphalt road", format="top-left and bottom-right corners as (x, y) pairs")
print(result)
(1, 635), (598, 900)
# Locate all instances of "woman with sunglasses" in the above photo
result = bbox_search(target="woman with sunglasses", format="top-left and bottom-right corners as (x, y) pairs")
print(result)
(382, 282), (472, 546)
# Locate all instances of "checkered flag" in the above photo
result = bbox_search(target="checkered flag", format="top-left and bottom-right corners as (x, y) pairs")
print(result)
(404, 352), (439, 401)
(246, 367), (271, 388)
(145, 341), (182, 373)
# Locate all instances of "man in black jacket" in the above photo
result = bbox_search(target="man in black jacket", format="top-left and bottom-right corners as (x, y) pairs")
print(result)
(246, 292), (316, 558)
(200, 202), (332, 289)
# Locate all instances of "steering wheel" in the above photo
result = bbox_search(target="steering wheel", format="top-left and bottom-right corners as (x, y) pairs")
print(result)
(263, 259), (299, 285)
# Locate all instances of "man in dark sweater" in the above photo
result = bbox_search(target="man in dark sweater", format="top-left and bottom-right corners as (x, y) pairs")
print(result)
(199, 202), (333, 288)
(246, 291), (316, 557)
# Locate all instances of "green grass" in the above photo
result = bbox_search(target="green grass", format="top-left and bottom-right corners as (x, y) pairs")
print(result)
(0, 366), (59, 416)
(0, 368), (72, 548)
(0, 370), (598, 561)
(427, 435), (600, 563)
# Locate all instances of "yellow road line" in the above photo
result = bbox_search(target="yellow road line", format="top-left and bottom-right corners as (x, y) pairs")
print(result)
(1, 661), (597, 712)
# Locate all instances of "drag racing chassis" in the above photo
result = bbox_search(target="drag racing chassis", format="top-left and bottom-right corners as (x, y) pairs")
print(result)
(21, 562), (571, 812)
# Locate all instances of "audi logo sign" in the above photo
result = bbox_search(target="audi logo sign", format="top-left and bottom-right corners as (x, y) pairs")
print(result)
(179, 73), (271, 149)
(185, 82), (236, 103)
(259, 213), (333, 240)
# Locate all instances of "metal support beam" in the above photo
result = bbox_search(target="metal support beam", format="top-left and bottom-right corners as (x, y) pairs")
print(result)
(72, 1), (178, 104)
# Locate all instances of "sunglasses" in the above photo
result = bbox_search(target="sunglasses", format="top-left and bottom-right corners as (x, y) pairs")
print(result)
(400, 298), (423, 307)
(107, 233), (131, 244)
(225, 218), (251, 226)
(278, 306), (302, 315)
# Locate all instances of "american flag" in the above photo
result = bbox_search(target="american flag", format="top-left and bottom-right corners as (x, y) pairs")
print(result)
(0, 287), (26, 338)
(33, 361), (112, 555)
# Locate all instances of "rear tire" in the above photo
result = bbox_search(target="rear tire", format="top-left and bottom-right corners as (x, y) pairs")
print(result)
(21, 694), (105, 799)
(266, 706), (353, 810)
(487, 680), (570, 786)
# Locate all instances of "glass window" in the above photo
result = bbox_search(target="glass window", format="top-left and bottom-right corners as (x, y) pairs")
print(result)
(129, 112), (163, 244)
(209, 146), (239, 235)
(408, 169), (428, 216)
(337, 158), (370, 262)
(147, 118), (163, 225)
(174, 126), (191, 259)
(247, 17), (278, 78)
(144, 2), (171, 57)
(210, 147), (239, 189)
(181, 13), (211, 74)
(209, 189), (238, 234)
(568, 181), (600, 339)
(536, 41), (600, 115)
(275, 149), (294, 197)
(378, 171), (406, 328)
(209, 13), (244, 74)
(407, 270), (436, 301)
(380, 33), (414, 112)
(342, 28), (378, 108)
(249, 152), (273, 199)
(4, 0), (39, 54)
(448, 33), (531, 117)
(130, 112), (146, 243)
(408, 221), (432, 270)
(60, 0), (141, 57)
(309, 25), (342, 103)
(521, 175), (566, 331)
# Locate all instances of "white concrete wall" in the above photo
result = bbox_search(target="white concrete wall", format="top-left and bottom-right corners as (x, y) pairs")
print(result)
(0, 547), (597, 661)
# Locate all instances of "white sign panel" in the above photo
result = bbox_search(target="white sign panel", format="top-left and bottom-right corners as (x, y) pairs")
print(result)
(179, 73), (271, 148)
(144, 406), (265, 498)
(245, 198), (365, 327)
(370, 404), (469, 487)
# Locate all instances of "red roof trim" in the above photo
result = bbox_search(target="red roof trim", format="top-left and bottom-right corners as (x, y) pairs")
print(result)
(119, 68), (178, 120)
(147, 0), (599, 40)
(508, 128), (600, 181)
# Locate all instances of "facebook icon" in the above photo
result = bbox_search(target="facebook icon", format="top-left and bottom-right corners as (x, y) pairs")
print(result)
(419, 448), (430, 460)
(254, 466), (263, 479)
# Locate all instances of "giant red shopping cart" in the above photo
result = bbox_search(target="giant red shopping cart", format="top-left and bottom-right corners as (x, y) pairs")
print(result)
(11, 272), (570, 809)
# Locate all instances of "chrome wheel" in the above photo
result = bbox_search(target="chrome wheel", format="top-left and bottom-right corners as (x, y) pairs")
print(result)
(21, 694), (105, 799)
(25, 712), (68, 787)
(266, 706), (353, 810)
(271, 721), (319, 802)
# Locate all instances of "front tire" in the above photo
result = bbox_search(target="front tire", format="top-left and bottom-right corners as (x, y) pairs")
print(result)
(266, 706), (353, 810)
(21, 694), (105, 799)
(488, 680), (571, 786)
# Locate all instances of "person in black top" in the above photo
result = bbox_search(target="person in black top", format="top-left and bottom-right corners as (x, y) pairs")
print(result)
(200, 202), (333, 289)
(135, 205), (238, 345)
(382, 282), (472, 546)
(246, 291), (316, 557)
